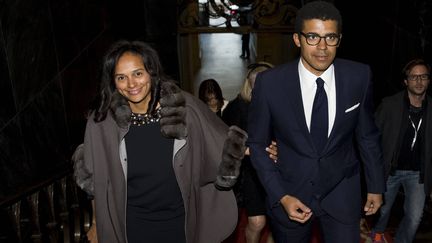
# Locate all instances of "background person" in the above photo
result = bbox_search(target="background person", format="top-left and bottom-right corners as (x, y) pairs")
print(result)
(223, 62), (275, 243)
(370, 58), (432, 243)
(240, 33), (251, 59)
(198, 78), (228, 117)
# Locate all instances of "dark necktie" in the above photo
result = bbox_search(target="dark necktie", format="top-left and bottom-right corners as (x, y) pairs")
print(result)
(310, 77), (328, 153)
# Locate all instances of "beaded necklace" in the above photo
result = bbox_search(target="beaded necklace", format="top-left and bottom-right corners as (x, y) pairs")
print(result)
(130, 107), (162, 126)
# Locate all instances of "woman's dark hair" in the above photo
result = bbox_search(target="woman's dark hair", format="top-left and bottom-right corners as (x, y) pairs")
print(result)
(198, 79), (224, 111)
(94, 40), (170, 123)
(295, 1), (342, 34)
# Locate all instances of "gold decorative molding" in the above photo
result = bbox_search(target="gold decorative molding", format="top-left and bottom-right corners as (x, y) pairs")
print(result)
(178, 0), (297, 33)
(253, 0), (297, 27)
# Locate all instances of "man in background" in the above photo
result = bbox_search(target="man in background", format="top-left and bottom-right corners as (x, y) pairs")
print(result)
(370, 58), (432, 243)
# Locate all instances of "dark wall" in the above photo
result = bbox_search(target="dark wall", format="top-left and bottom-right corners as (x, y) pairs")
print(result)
(0, 0), (178, 203)
(107, 0), (179, 80)
(335, 0), (432, 103)
(0, 0), (109, 201)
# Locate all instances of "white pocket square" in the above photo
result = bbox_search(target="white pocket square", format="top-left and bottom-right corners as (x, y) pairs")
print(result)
(345, 103), (360, 113)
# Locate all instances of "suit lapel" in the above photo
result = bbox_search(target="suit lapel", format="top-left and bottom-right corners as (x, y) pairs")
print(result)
(284, 62), (316, 149)
(329, 60), (344, 140)
(322, 60), (346, 153)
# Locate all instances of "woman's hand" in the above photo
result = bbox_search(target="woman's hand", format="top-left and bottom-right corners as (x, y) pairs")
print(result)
(86, 223), (98, 243)
(244, 141), (278, 162)
(87, 201), (98, 243)
(266, 141), (278, 162)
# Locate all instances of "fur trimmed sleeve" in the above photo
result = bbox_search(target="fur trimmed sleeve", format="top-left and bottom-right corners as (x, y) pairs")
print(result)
(72, 143), (94, 198)
(160, 82), (187, 139)
(215, 126), (248, 190)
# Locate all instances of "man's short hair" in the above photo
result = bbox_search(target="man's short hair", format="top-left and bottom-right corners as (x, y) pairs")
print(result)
(402, 58), (431, 77)
(295, 1), (342, 34)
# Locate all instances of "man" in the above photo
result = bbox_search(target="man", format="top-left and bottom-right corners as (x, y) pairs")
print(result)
(370, 59), (432, 243)
(247, 1), (385, 242)
(240, 33), (251, 59)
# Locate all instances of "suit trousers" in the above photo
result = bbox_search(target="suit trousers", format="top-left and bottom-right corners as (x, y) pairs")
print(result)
(270, 198), (360, 243)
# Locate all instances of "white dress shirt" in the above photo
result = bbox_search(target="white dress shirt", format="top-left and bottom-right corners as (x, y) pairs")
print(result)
(298, 59), (336, 137)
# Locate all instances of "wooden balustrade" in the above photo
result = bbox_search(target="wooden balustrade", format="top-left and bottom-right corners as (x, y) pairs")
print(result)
(0, 171), (92, 243)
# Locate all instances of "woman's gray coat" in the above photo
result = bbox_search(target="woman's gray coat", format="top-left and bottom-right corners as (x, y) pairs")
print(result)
(83, 92), (237, 243)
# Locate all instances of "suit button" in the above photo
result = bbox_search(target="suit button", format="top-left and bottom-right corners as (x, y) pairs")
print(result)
(179, 164), (183, 167)
(309, 181), (314, 186)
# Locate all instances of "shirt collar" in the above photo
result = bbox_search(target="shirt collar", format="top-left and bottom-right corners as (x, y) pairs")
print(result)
(298, 59), (334, 89)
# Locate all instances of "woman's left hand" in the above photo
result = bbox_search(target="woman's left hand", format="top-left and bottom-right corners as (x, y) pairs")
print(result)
(266, 141), (278, 162)
(245, 141), (278, 162)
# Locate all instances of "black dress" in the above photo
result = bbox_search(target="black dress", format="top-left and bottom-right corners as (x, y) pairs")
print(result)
(222, 96), (267, 216)
(125, 118), (186, 243)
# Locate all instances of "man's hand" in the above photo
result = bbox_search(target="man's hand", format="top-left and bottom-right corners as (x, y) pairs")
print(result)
(364, 193), (383, 215)
(280, 195), (312, 223)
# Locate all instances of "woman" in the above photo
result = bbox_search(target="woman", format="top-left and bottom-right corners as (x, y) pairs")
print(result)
(198, 78), (228, 117)
(223, 62), (275, 243)
(77, 40), (247, 243)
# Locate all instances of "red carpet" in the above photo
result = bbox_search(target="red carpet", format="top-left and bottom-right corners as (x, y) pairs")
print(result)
(222, 208), (272, 243)
(222, 208), (323, 243)
(223, 208), (392, 243)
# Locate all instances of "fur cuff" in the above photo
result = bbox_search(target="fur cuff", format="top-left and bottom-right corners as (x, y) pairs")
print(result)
(72, 144), (94, 197)
(110, 91), (131, 128)
(160, 90), (185, 108)
(160, 82), (187, 139)
(215, 126), (248, 190)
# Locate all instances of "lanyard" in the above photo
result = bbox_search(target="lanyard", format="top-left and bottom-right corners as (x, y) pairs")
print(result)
(408, 115), (422, 151)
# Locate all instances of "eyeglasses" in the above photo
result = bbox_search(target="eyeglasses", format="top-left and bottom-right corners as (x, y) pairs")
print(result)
(407, 74), (430, 81)
(299, 32), (341, 46)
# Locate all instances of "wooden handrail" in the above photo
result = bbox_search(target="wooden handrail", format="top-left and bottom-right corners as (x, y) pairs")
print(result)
(0, 167), (92, 242)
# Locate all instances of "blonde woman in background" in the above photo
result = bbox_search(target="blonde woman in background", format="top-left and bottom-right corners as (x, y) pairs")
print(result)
(223, 62), (275, 243)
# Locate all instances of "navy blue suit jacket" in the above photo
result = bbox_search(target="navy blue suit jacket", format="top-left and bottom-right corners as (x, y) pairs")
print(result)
(248, 58), (385, 226)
